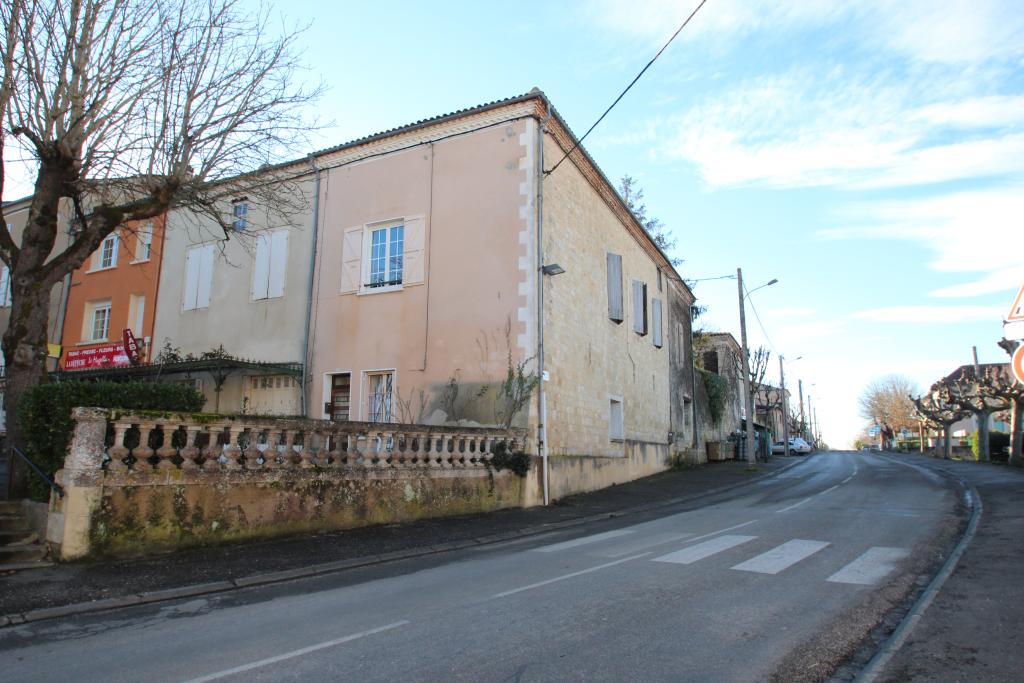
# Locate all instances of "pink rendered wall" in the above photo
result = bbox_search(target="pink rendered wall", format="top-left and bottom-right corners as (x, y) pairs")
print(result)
(309, 120), (534, 426)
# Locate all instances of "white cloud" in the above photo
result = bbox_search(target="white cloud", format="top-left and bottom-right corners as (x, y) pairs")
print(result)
(766, 307), (816, 318)
(930, 266), (1024, 298)
(851, 305), (1003, 323)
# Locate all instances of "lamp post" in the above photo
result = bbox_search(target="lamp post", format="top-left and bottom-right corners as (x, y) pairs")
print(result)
(779, 355), (800, 457)
(737, 269), (778, 467)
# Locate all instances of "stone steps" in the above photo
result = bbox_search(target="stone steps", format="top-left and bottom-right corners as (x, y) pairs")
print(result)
(0, 501), (51, 571)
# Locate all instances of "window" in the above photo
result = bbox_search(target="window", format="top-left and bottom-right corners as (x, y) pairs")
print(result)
(652, 298), (663, 348)
(86, 300), (111, 341)
(341, 216), (425, 294)
(134, 224), (153, 262)
(606, 253), (623, 323)
(329, 373), (351, 421)
(232, 201), (248, 231)
(128, 294), (145, 336)
(703, 350), (720, 374)
(367, 223), (404, 288)
(609, 396), (624, 441)
(252, 231), (289, 300)
(183, 244), (215, 311)
(93, 233), (118, 270)
(0, 266), (11, 307)
(632, 280), (648, 335)
(366, 371), (394, 422)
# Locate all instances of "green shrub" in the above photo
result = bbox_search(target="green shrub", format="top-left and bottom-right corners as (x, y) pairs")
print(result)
(19, 381), (205, 501)
(969, 429), (1012, 462)
(698, 368), (727, 425)
(488, 440), (531, 477)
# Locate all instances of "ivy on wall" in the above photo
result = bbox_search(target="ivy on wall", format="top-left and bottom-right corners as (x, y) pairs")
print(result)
(698, 368), (728, 425)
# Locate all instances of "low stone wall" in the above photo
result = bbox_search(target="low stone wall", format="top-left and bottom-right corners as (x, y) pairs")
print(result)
(525, 440), (672, 505)
(47, 408), (523, 559)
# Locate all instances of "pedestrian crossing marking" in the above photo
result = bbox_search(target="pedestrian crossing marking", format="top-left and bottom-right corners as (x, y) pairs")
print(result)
(652, 534), (757, 565)
(532, 529), (635, 553)
(827, 547), (909, 585)
(593, 532), (695, 558)
(731, 539), (830, 575)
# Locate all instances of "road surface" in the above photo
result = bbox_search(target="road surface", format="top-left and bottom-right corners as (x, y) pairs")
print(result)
(0, 451), (960, 682)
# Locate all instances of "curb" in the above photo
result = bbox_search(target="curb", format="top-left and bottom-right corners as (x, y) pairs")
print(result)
(1, 455), (811, 628)
(854, 454), (983, 682)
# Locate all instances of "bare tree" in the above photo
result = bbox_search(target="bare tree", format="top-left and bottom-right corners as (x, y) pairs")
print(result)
(618, 175), (681, 267)
(945, 365), (1012, 463)
(0, 0), (319, 494)
(996, 339), (1024, 466)
(912, 383), (969, 460)
(859, 375), (918, 448)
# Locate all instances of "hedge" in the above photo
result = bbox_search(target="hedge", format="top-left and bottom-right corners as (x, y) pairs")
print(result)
(19, 381), (205, 501)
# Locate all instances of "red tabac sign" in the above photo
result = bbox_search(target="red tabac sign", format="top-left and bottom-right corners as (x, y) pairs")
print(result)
(63, 343), (131, 370)
(122, 328), (141, 365)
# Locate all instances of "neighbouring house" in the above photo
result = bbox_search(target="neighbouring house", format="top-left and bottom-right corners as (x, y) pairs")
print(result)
(695, 332), (744, 460)
(59, 215), (166, 369)
(753, 382), (792, 446)
(0, 197), (76, 431)
(149, 181), (319, 414)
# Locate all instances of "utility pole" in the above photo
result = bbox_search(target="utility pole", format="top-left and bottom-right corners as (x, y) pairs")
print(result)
(780, 355), (790, 456)
(798, 379), (806, 440)
(738, 268), (757, 468)
(814, 406), (820, 444)
(807, 395), (814, 443)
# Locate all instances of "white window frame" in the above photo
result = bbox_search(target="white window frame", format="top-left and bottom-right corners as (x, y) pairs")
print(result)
(0, 265), (11, 307)
(133, 224), (153, 263)
(92, 233), (119, 271)
(182, 243), (215, 311)
(362, 369), (396, 423)
(322, 370), (354, 420)
(360, 220), (404, 294)
(85, 299), (112, 342)
(609, 395), (624, 442)
(232, 200), (248, 231)
(128, 293), (145, 336)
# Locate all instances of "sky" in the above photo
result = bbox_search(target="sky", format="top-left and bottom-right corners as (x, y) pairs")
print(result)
(5, 0), (1024, 447)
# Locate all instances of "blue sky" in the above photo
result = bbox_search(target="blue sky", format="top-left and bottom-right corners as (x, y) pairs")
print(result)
(7, 1), (1024, 446)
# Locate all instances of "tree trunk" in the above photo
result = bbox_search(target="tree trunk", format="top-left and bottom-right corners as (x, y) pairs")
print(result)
(942, 424), (952, 460)
(2, 273), (55, 498)
(1010, 397), (1024, 468)
(976, 409), (991, 463)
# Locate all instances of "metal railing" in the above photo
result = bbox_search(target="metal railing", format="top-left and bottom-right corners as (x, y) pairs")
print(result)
(11, 446), (64, 498)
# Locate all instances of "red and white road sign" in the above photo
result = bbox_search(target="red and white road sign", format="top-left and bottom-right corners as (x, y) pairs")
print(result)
(1013, 345), (1024, 386)
(1008, 285), (1024, 322)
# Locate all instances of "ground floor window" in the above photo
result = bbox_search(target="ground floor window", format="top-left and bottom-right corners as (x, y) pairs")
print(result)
(366, 371), (394, 422)
(609, 396), (624, 441)
(330, 373), (351, 421)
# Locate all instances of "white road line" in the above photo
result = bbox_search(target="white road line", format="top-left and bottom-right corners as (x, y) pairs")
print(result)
(776, 483), (841, 513)
(181, 621), (410, 683)
(492, 553), (652, 598)
(652, 535), (757, 565)
(731, 539), (830, 575)
(594, 532), (695, 558)
(532, 528), (635, 553)
(676, 519), (760, 546)
(828, 547), (909, 585)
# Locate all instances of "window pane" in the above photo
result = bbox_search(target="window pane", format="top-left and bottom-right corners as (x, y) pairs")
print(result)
(389, 225), (404, 284)
(370, 228), (386, 284)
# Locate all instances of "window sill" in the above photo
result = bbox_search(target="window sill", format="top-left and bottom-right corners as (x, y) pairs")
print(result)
(357, 284), (403, 296)
(129, 258), (151, 265)
(251, 295), (285, 303)
(610, 437), (624, 443)
(85, 265), (117, 274)
(77, 339), (109, 346)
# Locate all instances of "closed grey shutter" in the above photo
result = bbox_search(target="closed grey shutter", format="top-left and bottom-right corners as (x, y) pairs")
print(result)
(606, 253), (623, 322)
(633, 280), (647, 335)
(652, 298), (663, 347)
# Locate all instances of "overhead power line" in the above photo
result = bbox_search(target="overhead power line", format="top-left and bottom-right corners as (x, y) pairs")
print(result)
(544, 0), (708, 176)
(743, 282), (778, 355)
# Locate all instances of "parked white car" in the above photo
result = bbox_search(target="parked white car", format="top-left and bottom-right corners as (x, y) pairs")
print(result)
(771, 437), (813, 455)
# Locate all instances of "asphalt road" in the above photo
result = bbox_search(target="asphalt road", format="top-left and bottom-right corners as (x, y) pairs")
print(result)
(0, 452), (959, 682)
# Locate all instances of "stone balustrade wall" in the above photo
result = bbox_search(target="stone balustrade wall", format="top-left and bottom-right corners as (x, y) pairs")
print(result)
(47, 408), (532, 559)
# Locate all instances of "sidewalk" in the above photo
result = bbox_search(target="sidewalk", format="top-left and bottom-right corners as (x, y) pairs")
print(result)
(0, 455), (803, 624)
(874, 454), (1024, 683)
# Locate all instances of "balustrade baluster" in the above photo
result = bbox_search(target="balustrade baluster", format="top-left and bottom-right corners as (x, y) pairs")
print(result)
(107, 421), (132, 472)
(261, 428), (282, 468)
(244, 428), (263, 468)
(154, 421), (178, 471)
(179, 425), (202, 470)
(131, 420), (156, 471)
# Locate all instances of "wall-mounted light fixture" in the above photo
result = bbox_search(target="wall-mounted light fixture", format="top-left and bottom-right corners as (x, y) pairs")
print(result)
(541, 263), (565, 276)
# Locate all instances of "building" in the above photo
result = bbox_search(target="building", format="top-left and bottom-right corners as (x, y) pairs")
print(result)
(695, 332), (744, 459)
(60, 216), (166, 369)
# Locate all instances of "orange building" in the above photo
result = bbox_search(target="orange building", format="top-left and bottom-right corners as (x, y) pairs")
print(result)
(60, 216), (166, 369)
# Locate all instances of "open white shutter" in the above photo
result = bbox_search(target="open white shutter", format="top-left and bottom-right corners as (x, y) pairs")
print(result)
(268, 230), (288, 298)
(402, 216), (425, 285)
(606, 253), (623, 322)
(252, 234), (271, 300)
(196, 244), (214, 309)
(340, 226), (363, 294)
(652, 298), (663, 348)
(183, 248), (199, 311)
(0, 266), (10, 307)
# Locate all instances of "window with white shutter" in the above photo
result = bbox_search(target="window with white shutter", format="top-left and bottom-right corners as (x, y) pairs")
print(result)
(632, 280), (648, 336)
(0, 266), (11, 307)
(183, 244), (215, 311)
(607, 253), (623, 323)
(252, 230), (288, 300)
(652, 298), (663, 348)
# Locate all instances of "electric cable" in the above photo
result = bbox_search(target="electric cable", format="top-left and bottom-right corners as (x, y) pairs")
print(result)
(743, 281), (778, 355)
(544, 0), (708, 176)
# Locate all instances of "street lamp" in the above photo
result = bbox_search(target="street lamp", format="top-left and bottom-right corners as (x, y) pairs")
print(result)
(779, 355), (801, 457)
(737, 269), (778, 468)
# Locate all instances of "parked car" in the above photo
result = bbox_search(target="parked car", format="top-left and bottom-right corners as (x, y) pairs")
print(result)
(771, 437), (813, 455)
